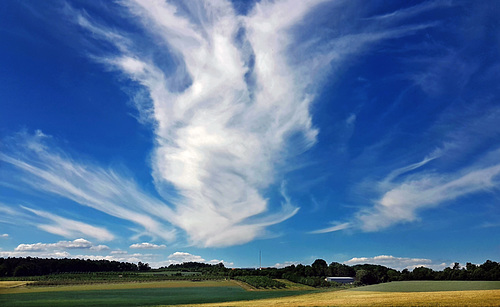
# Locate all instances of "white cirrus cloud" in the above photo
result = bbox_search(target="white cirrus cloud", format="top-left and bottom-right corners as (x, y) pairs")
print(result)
(21, 206), (115, 242)
(358, 161), (500, 232)
(344, 255), (449, 271)
(314, 145), (500, 234)
(309, 222), (351, 234)
(0, 131), (176, 242)
(1, 1), (440, 247)
(130, 242), (166, 249)
(0, 203), (114, 242)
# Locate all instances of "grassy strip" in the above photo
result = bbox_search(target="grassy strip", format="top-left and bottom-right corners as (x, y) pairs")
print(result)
(0, 280), (236, 295)
(350, 280), (500, 292)
(0, 272), (225, 286)
(0, 286), (311, 307)
(175, 289), (500, 306)
(0, 281), (31, 289)
(275, 279), (317, 290)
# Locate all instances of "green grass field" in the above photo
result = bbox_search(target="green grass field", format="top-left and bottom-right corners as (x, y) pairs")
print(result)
(0, 281), (312, 307)
(351, 280), (500, 292)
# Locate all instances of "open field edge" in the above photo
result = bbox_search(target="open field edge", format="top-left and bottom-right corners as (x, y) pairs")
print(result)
(0, 280), (239, 294)
(173, 288), (500, 307)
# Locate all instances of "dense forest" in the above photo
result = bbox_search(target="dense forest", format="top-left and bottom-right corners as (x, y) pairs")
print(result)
(1, 257), (499, 288)
(0, 257), (148, 277)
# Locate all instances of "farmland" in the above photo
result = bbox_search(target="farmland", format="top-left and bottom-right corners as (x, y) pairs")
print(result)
(2, 280), (500, 306)
(176, 281), (500, 306)
(0, 280), (313, 306)
(2, 258), (500, 306)
(351, 280), (500, 292)
(179, 289), (500, 307)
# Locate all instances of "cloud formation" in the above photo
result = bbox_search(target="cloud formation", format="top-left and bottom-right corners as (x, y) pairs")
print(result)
(273, 261), (301, 268)
(0, 131), (175, 242)
(22, 207), (115, 242)
(1, 1), (447, 247)
(72, 0), (435, 246)
(165, 251), (232, 267)
(167, 252), (205, 263)
(344, 255), (448, 271)
(314, 104), (500, 234)
(309, 222), (351, 234)
(358, 162), (500, 231)
(14, 238), (108, 252)
(130, 242), (166, 249)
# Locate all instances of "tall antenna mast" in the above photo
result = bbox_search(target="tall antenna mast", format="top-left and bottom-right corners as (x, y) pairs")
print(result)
(259, 250), (262, 270)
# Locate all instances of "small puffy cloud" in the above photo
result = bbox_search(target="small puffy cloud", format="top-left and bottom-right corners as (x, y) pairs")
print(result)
(165, 252), (232, 267)
(129, 242), (166, 249)
(110, 250), (128, 255)
(167, 252), (205, 263)
(274, 261), (302, 268)
(0, 250), (71, 258)
(1, 234), (9, 238)
(14, 238), (107, 252)
(55, 238), (93, 249)
(15, 243), (47, 252)
(90, 245), (110, 251)
(344, 255), (448, 271)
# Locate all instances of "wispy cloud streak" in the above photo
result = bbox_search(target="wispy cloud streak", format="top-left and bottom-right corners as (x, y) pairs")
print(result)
(359, 161), (500, 231)
(0, 131), (176, 241)
(22, 207), (115, 241)
(2, 0), (443, 246)
(77, 0), (434, 246)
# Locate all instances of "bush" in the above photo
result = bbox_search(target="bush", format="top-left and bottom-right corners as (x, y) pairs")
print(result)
(233, 275), (285, 288)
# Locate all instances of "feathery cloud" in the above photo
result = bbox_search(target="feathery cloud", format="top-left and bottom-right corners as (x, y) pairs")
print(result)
(1, 1), (443, 246)
(22, 207), (115, 242)
(72, 0), (434, 246)
(309, 222), (351, 234)
(0, 131), (176, 242)
(129, 242), (166, 249)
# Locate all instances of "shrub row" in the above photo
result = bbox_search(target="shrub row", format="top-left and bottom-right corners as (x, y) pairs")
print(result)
(233, 275), (286, 289)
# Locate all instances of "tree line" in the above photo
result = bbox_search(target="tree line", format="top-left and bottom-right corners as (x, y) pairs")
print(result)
(0, 257), (148, 277)
(1, 257), (499, 287)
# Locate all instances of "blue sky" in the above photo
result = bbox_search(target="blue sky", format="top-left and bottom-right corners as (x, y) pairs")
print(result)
(1, 0), (499, 270)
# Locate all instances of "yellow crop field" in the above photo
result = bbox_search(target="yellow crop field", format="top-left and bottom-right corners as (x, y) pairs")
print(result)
(0, 281), (31, 289)
(176, 289), (500, 307)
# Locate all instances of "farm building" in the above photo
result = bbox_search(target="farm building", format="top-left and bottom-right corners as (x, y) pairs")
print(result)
(325, 277), (355, 284)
